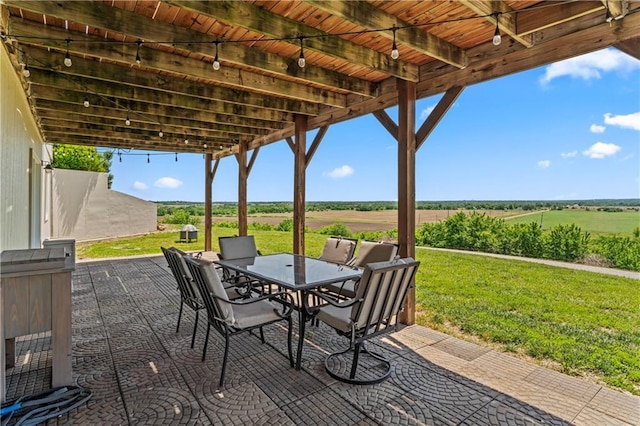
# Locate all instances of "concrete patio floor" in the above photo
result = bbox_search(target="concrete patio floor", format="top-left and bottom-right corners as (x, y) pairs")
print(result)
(4, 256), (638, 425)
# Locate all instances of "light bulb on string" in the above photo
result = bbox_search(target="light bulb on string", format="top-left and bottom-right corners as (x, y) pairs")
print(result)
(22, 58), (31, 78)
(297, 36), (306, 68)
(83, 96), (90, 108)
(118, 152), (122, 162)
(175, 152), (178, 162)
(64, 39), (72, 67)
(158, 129), (163, 137)
(135, 41), (142, 64)
(184, 138), (189, 144)
(391, 25), (399, 60)
(213, 40), (221, 70)
(147, 153), (150, 163)
(492, 14), (502, 46)
(125, 114), (131, 126)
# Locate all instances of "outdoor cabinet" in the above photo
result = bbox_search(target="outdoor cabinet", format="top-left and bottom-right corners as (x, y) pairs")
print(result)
(0, 247), (73, 402)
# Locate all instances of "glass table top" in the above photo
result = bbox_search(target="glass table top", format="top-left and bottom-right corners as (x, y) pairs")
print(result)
(215, 253), (362, 290)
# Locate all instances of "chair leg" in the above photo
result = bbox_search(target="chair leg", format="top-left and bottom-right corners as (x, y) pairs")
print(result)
(176, 300), (184, 333)
(202, 323), (211, 362)
(259, 327), (265, 344)
(350, 342), (362, 379)
(219, 332), (230, 388)
(190, 310), (199, 348)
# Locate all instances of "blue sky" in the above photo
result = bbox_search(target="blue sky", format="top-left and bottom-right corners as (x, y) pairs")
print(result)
(107, 47), (640, 202)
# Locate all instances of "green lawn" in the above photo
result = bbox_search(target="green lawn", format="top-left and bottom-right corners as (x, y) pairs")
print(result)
(76, 227), (640, 395)
(505, 209), (639, 236)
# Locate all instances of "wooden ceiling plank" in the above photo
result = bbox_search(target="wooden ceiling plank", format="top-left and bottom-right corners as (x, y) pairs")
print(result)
(34, 98), (281, 132)
(23, 46), (316, 116)
(11, 19), (345, 107)
(458, 0), (534, 47)
(303, 0), (467, 69)
(168, 0), (419, 81)
(7, 0), (376, 97)
(43, 134), (228, 154)
(31, 83), (287, 128)
(36, 109), (269, 138)
(516, 1), (604, 36)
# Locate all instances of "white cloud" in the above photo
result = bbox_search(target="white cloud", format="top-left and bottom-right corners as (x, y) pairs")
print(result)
(154, 177), (183, 188)
(590, 124), (606, 133)
(539, 48), (639, 85)
(537, 160), (551, 168)
(325, 165), (354, 179)
(604, 112), (640, 131)
(133, 181), (148, 190)
(419, 106), (435, 120)
(582, 142), (621, 159)
(560, 151), (578, 158)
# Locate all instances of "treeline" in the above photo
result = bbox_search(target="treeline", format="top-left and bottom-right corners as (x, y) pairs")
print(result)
(156, 199), (639, 216)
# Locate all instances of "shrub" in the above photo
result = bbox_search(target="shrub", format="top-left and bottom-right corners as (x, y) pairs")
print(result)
(591, 236), (640, 271)
(164, 209), (199, 226)
(276, 218), (294, 232)
(318, 222), (352, 237)
(214, 220), (238, 229)
(543, 224), (590, 261)
(248, 222), (273, 231)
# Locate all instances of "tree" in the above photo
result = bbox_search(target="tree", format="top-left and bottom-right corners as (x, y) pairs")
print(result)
(51, 144), (114, 188)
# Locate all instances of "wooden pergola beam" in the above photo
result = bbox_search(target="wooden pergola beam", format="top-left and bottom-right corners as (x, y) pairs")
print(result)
(396, 79), (416, 326)
(416, 86), (464, 149)
(7, 1), (377, 97)
(303, 0), (466, 69)
(171, 0), (419, 82)
(292, 115), (308, 255)
(516, 1), (604, 36)
(459, 0), (534, 47)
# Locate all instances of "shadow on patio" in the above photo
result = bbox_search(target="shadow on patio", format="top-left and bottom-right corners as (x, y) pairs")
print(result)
(4, 256), (638, 425)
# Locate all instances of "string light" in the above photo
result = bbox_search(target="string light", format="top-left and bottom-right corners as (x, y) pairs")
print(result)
(184, 137), (189, 144)
(158, 129), (163, 137)
(147, 153), (150, 163)
(118, 152), (122, 162)
(135, 40), (142, 64)
(64, 38), (72, 67)
(125, 114), (131, 125)
(22, 57), (31, 77)
(297, 36), (306, 68)
(492, 13), (502, 46)
(175, 152), (178, 162)
(83, 96), (90, 107)
(391, 25), (399, 60)
(212, 40), (220, 70)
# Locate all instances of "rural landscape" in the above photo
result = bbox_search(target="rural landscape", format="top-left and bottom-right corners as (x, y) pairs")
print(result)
(76, 199), (640, 395)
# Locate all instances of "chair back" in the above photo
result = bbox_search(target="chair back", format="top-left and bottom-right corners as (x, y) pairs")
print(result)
(351, 258), (419, 336)
(319, 236), (357, 264)
(161, 247), (200, 303)
(218, 235), (259, 260)
(184, 256), (235, 326)
(353, 241), (399, 267)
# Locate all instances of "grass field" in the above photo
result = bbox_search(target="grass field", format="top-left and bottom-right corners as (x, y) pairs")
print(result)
(505, 209), (639, 236)
(76, 227), (640, 395)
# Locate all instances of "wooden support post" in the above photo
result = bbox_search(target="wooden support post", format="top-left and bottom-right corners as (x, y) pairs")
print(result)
(397, 79), (417, 325)
(204, 153), (213, 251)
(293, 115), (308, 255)
(236, 141), (248, 236)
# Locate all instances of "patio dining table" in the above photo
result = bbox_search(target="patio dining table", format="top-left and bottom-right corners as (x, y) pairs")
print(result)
(214, 253), (362, 369)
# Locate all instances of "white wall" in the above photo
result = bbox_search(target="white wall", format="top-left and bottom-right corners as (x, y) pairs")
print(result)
(51, 169), (157, 241)
(0, 44), (46, 252)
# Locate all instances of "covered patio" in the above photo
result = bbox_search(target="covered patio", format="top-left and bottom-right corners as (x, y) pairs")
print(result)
(4, 255), (638, 425)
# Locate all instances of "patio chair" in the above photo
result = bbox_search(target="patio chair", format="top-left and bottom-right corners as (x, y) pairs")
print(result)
(305, 257), (420, 385)
(318, 236), (358, 265)
(218, 235), (264, 293)
(161, 246), (205, 348)
(325, 241), (399, 298)
(184, 256), (295, 388)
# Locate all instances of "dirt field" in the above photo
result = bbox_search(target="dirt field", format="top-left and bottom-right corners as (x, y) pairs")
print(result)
(214, 209), (517, 232)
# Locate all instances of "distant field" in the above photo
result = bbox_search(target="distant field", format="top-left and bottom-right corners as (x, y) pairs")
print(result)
(505, 209), (639, 236)
(214, 209), (519, 233)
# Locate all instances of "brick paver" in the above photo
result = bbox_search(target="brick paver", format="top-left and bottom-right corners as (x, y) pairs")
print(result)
(3, 256), (638, 425)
